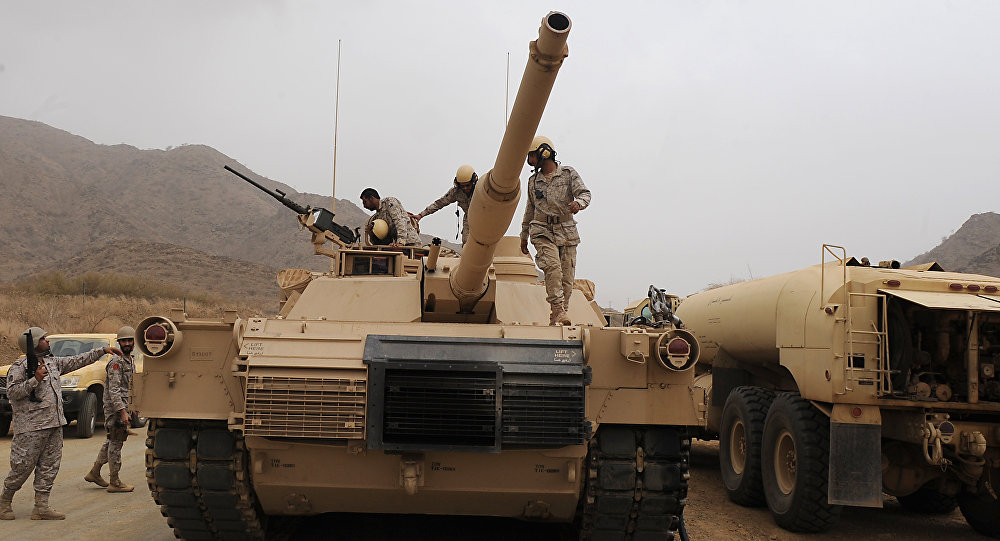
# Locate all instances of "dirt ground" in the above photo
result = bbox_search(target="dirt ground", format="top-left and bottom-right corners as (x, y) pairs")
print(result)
(0, 428), (987, 540)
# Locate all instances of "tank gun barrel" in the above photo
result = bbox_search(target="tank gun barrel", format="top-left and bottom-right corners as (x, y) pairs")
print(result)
(450, 11), (571, 311)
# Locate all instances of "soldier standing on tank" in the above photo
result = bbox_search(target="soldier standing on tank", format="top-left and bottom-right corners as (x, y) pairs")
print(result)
(84, 326), (137, 493)
(519, 136), (591, 326)
(1, 327), (121, 521)
(360, 188), (422, 246)
(410, 165), (478, 245)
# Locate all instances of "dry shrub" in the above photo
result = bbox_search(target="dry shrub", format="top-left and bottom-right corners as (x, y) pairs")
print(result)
(0, 281), (269, 363)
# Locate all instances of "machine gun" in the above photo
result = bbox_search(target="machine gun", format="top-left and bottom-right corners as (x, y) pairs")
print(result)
(23, 330), (42, 402)
(224, 165), (356, 245)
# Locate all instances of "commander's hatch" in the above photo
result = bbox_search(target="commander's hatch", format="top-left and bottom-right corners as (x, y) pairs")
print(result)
(879, 289), (1000, 312)
(339, 247), (429, 277)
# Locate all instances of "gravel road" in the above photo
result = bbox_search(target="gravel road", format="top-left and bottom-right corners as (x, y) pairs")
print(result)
(0, 428), (987, 540)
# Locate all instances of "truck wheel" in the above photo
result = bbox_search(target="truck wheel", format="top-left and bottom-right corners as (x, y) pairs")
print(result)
(0, 414), (10, 437)
(898, 484), (957, 514)
(75, 392), (98, 438)
(958, 470), (1000, 537)
(719, 386), (774, 507)
(761, 392), (841, 532)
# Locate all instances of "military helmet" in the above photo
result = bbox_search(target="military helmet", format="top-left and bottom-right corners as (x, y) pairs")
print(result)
(17, 326), (47, 353)
(455, 164), (478, 185)
(117, 326), (136, 342)
(529, 135), (555, 160)
(372, 219), (390, 240)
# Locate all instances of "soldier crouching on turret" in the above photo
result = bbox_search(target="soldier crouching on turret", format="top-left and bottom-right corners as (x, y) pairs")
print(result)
(360, 188), (422, 246)
(520, 136), (591, 326)
(1, 327), (121, 521)
(410, 165), (478, 245)
(85, 326), (137, 493)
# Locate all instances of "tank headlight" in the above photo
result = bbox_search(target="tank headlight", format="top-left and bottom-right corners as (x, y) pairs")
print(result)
(136, 316), (182, 358)
(60, 376), (80, 388)
(654, 329), (700, 372)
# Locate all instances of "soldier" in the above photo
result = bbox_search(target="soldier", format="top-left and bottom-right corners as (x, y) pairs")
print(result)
(1, 327), (121, 520)
(410, 165), (478, 244)
(84, 326), (137, 493)
(519, 136), (591, 326)
(360, 188), (422, 246)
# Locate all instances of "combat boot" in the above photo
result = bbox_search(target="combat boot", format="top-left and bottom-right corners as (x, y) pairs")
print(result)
(0, 496), (14, 520)
(30, 494), (65, 520)
(107, 474), (134, 493)
(549, 305), (571, 326)
(84, 462), (109, 487)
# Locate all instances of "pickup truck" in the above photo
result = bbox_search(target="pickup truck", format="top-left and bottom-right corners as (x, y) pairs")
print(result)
(0, 333), (145, 438)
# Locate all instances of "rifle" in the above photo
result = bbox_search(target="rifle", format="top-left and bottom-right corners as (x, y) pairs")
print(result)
(224, 165), (356, 244)
(23, 330), (42, 402)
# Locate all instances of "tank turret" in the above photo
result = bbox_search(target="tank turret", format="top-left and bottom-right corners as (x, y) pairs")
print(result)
(450, 11), (570, 312)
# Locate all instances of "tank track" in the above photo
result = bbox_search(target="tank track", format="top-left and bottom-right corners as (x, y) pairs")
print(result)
(145, 419), (266, 541)
(579, 425), (690, 541)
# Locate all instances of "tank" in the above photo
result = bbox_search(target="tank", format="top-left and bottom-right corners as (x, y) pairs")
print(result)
(677, 245), (1000, 537)
(131, 12), (706, 541)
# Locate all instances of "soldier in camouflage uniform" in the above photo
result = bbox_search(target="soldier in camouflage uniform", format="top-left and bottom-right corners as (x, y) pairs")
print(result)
(519, 136), (591, 326)
(411, 165), (478, 244)
(1, 327), (120, 520)
(84, 326), (136, 493)
(360, 188), (422, 246)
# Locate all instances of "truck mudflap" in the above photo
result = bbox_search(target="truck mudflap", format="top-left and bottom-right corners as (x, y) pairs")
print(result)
(363, 335), (589, 453)
(828, 421), (883, 507)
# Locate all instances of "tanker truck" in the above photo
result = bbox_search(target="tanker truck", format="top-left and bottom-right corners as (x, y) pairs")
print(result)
(130, 12), (705, 541)
(677, 244), (1000, 537)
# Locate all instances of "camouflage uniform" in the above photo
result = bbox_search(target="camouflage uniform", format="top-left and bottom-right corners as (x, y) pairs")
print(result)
(94, 353), (135, 477)
(374, 196), (421, 246)
(418, 185), (473, 244)
(520, 165), (591, 314)
(2, 349), (105, 505)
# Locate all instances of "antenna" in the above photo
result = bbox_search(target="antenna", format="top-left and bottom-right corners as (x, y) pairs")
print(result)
(505, 52), (510, 125)
(332, 39), (342, 213)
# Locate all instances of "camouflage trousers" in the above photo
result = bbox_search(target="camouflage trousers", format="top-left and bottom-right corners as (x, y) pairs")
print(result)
(531, 236), (577, 310)
(96, 414), (127, 476)
(2, 426), (63, 499)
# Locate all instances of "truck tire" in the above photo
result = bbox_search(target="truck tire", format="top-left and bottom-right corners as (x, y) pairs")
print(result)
(898, 484), (957, 515)
(0, 414), (11, 437)
(76, 391), (98, 438)
(761, 392), (841, 532)
(958, 470), (1000, 537)
(719, 386), (774, 507)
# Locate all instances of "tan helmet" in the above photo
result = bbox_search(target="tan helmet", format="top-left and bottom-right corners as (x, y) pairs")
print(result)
(455, 164), (477, 185)
(372, 219), (390, 240)
(117, 326), (136, 342)
(17, 326), (47, 353)
(529, 135), (555, 160)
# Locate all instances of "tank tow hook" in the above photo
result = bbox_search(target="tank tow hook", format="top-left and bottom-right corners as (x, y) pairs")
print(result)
(921, 417), (954, 467)
(400, 456), (424, 496)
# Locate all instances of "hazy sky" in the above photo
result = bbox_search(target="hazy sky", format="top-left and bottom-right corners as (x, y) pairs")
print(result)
(2, 1), (999, 309)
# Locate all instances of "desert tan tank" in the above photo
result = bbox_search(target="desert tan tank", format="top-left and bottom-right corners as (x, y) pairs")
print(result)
(677, 244), (1000, 537)
(130, 12), (706, 541)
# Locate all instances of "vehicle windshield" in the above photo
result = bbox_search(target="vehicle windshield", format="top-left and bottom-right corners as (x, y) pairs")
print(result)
(49, 338), (110, 357)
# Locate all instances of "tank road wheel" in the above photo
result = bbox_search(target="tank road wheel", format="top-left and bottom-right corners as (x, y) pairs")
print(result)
(898, 484), (958, 515)
(577, 425), (690, 541)
(146, 419), (266, 540)
(760, 393), (841, 532)
(75, 391), (97, 438)
(958, 466), (1000, 538)
(719, 386), (774, 507)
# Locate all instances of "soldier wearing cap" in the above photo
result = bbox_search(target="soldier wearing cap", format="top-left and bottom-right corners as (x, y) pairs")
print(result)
(84, 326), (138, 493)
(360, 188), (421, 246)
(410, 165), (478, 244)
(1, 327), (121, 520)
(520, 136), (591, 326)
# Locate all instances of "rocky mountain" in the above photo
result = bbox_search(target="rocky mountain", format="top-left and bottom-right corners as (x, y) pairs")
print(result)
(904, 212), (1000, 277)
(0, 115), (454, 287)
